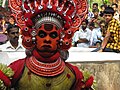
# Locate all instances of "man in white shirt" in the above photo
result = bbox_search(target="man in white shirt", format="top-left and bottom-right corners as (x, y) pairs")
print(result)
(73, 19), (92, 47)
(0, 24), (25, 64)
(89, 23), (103, 47)
(0, 24), (25, 51)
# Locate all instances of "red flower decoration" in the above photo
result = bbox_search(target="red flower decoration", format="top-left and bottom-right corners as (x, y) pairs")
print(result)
(85, 76), (94, 88)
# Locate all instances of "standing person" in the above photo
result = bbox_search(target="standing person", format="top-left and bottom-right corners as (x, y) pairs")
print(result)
(0, 15), (3, 32)
(74, 19), (92, 47)
(99, 4), (106, 17)
(89, 8), (103, 28)
(87, 3), (99, 21)
(92, 3), (99, 10)
(112, 3), (119, 21)
(98, 7), (120, 53)
(0, 24), (25, 51)
(0, 15), (6, 33)
(8, 16), (16, 25)
(0, 15), (7, 44)
(87, 3), (99, 22)
(0, 24), (25, 65)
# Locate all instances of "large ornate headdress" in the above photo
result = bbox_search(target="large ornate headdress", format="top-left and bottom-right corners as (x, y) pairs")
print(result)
(9, 0), (88, 50)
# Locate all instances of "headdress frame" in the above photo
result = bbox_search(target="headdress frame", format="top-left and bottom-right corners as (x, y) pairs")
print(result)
(8, 0), (88, 50)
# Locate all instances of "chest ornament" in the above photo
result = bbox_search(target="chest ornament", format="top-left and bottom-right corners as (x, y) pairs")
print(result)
(26, 56), (65, 77)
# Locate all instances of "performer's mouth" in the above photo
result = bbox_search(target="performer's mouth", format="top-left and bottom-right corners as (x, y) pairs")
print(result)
(42, 45), (51, 49)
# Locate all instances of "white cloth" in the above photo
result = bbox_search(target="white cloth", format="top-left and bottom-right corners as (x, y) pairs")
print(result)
(72, 31), (79, 45)
(0, 40), (25, 52)
(113, 12), (119, 21)
(87, 11), (94, 22)
(73, 27), (92, 47)
(90, 28), (103, 46)
(67, 48), (120, 62)
(0, 51), (26, 65)
(0, 38), (26, 65)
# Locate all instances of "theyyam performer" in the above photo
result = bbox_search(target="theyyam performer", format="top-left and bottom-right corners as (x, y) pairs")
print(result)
(0, 0), (94, 90)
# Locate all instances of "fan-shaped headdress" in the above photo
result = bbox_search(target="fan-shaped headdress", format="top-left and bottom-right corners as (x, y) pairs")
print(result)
(9, 0), (88, 50)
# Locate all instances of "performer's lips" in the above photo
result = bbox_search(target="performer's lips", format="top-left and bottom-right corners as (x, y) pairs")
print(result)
(42, 45), (51, 48)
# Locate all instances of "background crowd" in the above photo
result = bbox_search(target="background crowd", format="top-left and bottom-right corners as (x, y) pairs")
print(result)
(72, 2), (120, 53)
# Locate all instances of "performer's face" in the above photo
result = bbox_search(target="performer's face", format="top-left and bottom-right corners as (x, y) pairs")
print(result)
(36, 24), (59, 57)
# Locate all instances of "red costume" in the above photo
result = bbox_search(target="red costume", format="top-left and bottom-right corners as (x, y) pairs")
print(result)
(0, 0), (93, 90)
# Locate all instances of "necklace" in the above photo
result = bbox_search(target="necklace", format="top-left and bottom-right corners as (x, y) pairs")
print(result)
(26, 56), (65, 76)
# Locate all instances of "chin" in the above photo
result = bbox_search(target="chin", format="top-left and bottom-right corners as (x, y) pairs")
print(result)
(38, 49), (57, 57)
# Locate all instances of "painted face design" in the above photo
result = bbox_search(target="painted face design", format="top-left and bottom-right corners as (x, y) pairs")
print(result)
(36, 23), (59, 57)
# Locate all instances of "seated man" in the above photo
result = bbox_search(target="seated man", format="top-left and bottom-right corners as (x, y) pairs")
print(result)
(73, 19), (92, 48)
(98, 7), (120, 53)
(93, 7), (120, 53)
(89, 22), (103, 48)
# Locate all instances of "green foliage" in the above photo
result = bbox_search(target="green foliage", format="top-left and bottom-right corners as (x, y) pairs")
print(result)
(0, 63), (14, 90)
(0, 80), (6, 90)
(0, 64), (14, 78)
(0, 0), (3, 6)
(82, 70), (91, 82)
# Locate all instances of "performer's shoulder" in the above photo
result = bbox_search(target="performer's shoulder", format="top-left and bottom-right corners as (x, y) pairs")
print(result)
(65, 62), (83, 78)
(8, 58), (26, 67)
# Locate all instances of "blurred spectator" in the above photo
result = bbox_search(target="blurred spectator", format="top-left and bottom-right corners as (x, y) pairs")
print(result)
(89, 23), (103, 48)
(8, 16), (16, 25)
(112, 3), (119, 21)
(0, 24), (25, 51)
(89, 8), (103, 28)
(99, 20), (106, 38)
(73, 19), (91, 47)
(87, 10), (94, 21)
(0, 14), (3, 32)
(99, 4), (106, 17)
(98, 7), (120, 53)
(92, 3), (99, 10)
(87, 3), (99, 22)
(0, 15), (7, 44)
(0, 15), (6, 33)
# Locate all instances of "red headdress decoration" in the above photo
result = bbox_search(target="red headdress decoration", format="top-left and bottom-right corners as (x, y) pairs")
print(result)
(9, 0), (88, 50)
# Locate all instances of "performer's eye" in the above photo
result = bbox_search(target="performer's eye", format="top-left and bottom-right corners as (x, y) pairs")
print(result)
(38, 30), (47, 38)
(50, 31), (58, 39)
